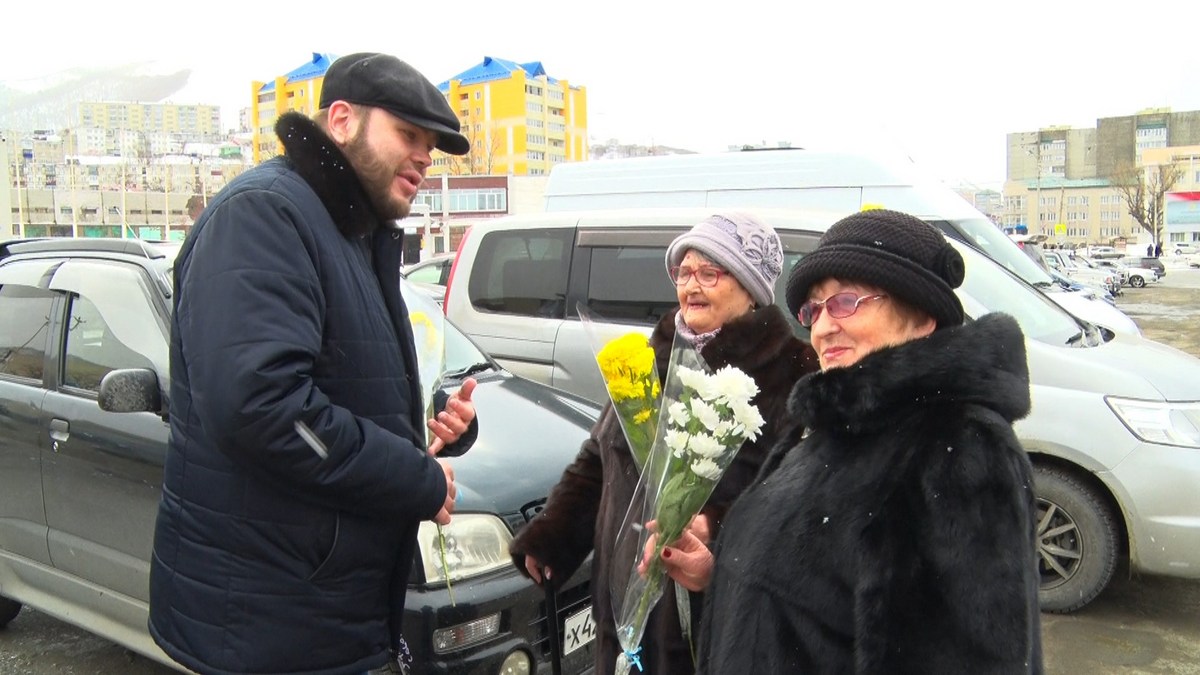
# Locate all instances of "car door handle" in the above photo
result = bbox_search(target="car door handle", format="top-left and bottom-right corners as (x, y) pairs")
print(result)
(49, 418), (70, 451)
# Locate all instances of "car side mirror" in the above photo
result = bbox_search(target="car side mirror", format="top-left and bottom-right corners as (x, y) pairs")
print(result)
(98, 368), (163, 415)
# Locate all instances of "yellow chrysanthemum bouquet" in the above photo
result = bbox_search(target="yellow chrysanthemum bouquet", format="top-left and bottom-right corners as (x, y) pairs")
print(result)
(578, 306), (663, 470)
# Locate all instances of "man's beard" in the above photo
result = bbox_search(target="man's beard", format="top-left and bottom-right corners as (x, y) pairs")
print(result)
(343, 124), (412, 221)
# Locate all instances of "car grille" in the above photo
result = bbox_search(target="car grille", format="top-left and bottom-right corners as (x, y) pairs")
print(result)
(530, 582), (595, 668)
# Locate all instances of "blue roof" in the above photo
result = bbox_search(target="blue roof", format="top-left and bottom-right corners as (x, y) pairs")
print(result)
(258, 52), (339, 93)
(437, 56), (558, 92)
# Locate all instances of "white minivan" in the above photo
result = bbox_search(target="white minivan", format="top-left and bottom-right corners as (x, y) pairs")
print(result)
(443, 206), (1200, 616)
(543, 150), (1140, 336)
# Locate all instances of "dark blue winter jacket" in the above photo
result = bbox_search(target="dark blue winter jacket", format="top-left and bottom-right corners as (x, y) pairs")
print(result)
(149, 112), (475, 675)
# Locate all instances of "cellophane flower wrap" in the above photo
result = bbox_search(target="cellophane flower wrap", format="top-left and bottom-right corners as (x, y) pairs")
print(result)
(408, 308), (456, 605)
(609, 333), (765, 674)
(577, 304), (662, 470)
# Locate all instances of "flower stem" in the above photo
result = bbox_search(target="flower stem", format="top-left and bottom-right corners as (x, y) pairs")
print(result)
(438, 524), (455, 606)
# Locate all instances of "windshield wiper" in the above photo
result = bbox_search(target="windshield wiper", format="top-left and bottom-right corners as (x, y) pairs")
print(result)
(446, 361), (493, 379)
(1032, 281), (1054, 289)
(1066, 330), (1086, 346)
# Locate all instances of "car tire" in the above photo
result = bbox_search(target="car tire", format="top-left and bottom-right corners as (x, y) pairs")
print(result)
(0, 596), (21, 626)
(1130, 275), (1146, 288)
(1034, 465), (1119, 614)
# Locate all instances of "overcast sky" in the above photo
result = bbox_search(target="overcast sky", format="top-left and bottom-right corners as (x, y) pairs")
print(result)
(5, 0), (1199, 189)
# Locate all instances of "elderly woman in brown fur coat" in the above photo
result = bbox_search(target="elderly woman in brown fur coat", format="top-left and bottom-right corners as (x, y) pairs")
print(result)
(509, 211), (818, 675)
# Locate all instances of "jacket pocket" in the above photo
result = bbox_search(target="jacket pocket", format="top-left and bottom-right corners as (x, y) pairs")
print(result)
(307, 512), (342, 582)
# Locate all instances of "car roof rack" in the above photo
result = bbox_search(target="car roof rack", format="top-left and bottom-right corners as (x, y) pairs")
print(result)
(0, 237), (170, 261)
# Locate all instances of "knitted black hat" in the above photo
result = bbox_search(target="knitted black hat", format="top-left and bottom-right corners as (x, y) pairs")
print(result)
(786, 209), (966, 330)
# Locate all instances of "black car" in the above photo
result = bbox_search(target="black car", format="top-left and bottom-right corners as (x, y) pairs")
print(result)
(0, 237), (598, 674)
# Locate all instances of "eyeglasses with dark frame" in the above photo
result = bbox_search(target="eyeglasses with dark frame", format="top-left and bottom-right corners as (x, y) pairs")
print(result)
(668, 265), (726, 287)
(798, 292), (888, 327)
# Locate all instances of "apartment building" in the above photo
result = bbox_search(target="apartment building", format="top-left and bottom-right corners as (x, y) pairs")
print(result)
(250, 53), (334, 164)
(1003, 108), (1200, 247)
(436, 56), (588, 176)
(77, 101), (222, 137)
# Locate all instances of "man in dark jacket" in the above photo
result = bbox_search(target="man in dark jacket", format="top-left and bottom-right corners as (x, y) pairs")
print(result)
(149, 53), (479, 675)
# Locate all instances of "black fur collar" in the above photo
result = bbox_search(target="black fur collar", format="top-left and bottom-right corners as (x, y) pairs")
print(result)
(274, 112), (386, 238)
(789, 312), (1031, 435)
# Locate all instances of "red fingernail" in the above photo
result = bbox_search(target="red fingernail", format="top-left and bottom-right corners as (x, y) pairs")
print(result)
(663, 549), (672, 559)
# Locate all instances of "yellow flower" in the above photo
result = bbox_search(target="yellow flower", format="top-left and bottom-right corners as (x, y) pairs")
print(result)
(598, 334), (656, 402)
(408, 311), (441, 352)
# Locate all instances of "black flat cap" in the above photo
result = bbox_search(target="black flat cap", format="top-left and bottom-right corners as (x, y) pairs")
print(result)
(320, 52), (469, 155)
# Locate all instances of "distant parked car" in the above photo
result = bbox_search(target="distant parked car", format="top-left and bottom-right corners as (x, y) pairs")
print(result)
(1087, 245), (1124, 260)
(1171, 244), (1198, 256)
(1119, 255), (1167, 279)
(401, 252), (455, 287)
(1092, 259), (1157, 288)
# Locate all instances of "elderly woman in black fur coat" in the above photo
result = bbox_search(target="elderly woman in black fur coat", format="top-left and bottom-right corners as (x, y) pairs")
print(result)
(659, 209), (1044, 674)
(509, 212), (819, 674)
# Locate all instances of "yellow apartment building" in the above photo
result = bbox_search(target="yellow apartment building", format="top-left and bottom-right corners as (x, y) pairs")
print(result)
(250, 53), (333, 164)
(434, 56), (587, 177)
(249, 54), (587, 174)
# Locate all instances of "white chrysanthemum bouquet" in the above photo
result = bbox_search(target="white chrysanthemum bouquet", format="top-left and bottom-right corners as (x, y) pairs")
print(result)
(610, 340), (763, 673)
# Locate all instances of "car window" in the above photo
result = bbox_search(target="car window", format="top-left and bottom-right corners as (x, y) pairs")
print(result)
(583, 245), (677, 322)
(406, 262), (446, 285)
(468, 228), (571, 317)
(0, 283), (55, 382)
(48, 260), (169, 380)
(62, 294), (157, 393)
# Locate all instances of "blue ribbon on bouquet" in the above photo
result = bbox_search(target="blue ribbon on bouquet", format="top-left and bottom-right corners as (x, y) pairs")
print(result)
(624, 646), (644, 672)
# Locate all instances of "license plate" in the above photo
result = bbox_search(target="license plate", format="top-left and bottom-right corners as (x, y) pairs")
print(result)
(562, 605), (596, 656)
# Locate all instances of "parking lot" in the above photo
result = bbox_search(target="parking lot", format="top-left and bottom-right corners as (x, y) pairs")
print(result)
(3, 269), (1200, 675)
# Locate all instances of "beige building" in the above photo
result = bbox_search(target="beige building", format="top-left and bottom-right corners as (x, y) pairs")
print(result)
(1003, 108), (1200, 247)
(77, 101), (223, 137)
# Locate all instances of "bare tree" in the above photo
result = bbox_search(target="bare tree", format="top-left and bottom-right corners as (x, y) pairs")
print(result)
(442, 115), (503, 176)
(1110, 160), (1184, 247)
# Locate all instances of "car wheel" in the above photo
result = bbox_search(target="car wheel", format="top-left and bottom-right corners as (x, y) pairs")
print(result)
(1034, 465), (1119, 613)
(1130, 275), (1146, 288)
(0, 596), (21, 626)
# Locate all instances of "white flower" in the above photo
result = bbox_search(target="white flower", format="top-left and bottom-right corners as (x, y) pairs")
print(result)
(665, 429), (690, 457)
(690, 457), (722, 481)
(689, 397), (721, 432)
(712, 419), (735, 439)
(688, 432), (724, 459)
(711, 365), (759, 405)
(731, 399), (766, 440)
(680, 365), (725, 401)
(668, 400), (690, 427)
(676, 367), (708, 394)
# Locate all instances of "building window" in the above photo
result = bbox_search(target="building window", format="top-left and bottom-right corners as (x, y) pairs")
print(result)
(525, 85), (543, 96)
(527, 150), (545, 161)
(526, 102), (544, 113)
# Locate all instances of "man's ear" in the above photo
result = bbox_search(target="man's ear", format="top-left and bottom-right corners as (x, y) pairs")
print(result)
(324, 101), (358, 145)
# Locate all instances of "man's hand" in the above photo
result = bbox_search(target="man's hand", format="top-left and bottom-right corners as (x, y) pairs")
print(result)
(432, 459), (456, 525)
(427, 378), (477, 456)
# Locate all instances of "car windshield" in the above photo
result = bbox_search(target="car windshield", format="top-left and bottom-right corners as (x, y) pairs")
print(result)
(951, 240), (1085, 345)
(942, 217), (1057, 287)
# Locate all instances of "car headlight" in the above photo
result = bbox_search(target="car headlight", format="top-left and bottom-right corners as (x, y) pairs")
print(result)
(1106, 397), (1200, 448)
(417, 514), (513, 584)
